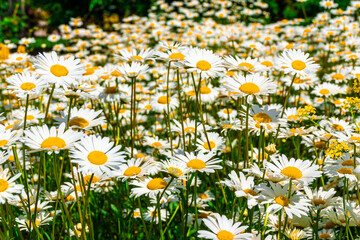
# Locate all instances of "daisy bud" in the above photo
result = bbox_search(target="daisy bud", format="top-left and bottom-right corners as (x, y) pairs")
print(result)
(265, 143), (277, 155)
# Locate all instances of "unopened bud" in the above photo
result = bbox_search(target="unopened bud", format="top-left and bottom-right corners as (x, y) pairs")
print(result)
(265, 144), (277, 155)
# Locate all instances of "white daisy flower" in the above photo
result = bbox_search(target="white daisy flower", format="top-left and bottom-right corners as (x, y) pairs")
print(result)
(70, 134), (126, 175)
(198, 213), (252, 240)
(278, 49), (319, 77)
(24, 123), (83, 153)
(0, 167), (23, 204)
(32, 51), (85, 87)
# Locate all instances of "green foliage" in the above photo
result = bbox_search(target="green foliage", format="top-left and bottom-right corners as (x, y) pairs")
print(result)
(29, 0), (154, 27)
(0, 1), (27, 42)
(264, 0), (351, 22)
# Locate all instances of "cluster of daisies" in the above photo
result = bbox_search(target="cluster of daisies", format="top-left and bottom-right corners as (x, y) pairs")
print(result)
(1, 0), (360, 239)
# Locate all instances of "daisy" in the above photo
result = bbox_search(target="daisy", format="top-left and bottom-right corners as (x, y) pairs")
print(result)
(17, 212), (53, 231)
(160, 159), (189, 179)
(221, 171), (259, 208)
(55, 108), (105, 130)
(174, 150), (222, 173)
(143, 136), (171, 150)
(217, 108), (237, 120)
(0, 129), (19, 149)
(32, 51), (85, 87)
(304, 187), (336, 210)
(118, 62), (149, 78)
(224, 56), (264, 73)
(320, 117), (353, 134)
(198, 213), (252, 240)
(6, 72), (47, 99)
(24, 123), (83, 153)
(184, 47), (225, 78)
(0, 167), (23, 204)
(197, 132), (225, 152)
(278, 49), (319, 77)
(116, 48), (155, 63)
(130, 177), (177, 198)
(266, 154), (321, 184)
(143, 206), (169, 223)
(172, 118), (203, 136)
(70, 134), (126, 175)
(320, 0), (337, 9)
(113, 158), (152, 181)
(150, 93), (179, 113)
(260, 182), (311, 218)
(224, 72), (276, 104)
(312, 83), (340, 97)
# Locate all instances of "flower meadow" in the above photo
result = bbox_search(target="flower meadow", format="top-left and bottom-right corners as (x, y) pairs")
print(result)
(2, 0), (360, 239)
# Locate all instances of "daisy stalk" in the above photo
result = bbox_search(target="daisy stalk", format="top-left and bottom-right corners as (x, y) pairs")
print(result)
(43, 84), (56, 124)
(166, 61), (173, 155)
(176, 68), (186, 151)
(275, 73), (297, 141)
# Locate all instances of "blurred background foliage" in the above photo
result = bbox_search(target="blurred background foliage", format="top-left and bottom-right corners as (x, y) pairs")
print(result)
(0, 0), (353, 42)
(264, 0), (351, 22)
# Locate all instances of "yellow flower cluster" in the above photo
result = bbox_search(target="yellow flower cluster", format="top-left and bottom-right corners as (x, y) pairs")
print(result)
(353, 79), (360, 93)
(344, 97), (360, 110)
(297, 105), (316, 121)
(325, 140), (351, 159)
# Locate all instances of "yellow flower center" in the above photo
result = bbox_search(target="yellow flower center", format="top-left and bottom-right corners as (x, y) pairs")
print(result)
(169, 52), (185, 61)
(243, 189), (258, 196)
(253, 113), (272, 123)
(313, 199), (326, 206)
(342, 160), (354, 167)
(69, 117), (89, 128)
(239, 82), (260, 94)
(217, 230), (234, 240)
(135, 153), (145, 159)
(331, 124), (344, 131)
(319, 89), (330, 95)
(184, 127), (195, 133)
(0, 140), (8, 147)
(332, 73), (344, 80)
(196, 60), (211, 71)
(41, 137), (66, 149)
(111, 70), (122, 77)
(238, 62), (254, 71)
(0, 179), (9, 192)
(203, 141), (216, 150)
(84, 68), (95, 75)
(87, 151), (108, 165)
(337, 168), (353, 174)
(293, 77), (305, 84)
(261, 61), (273, 67)
(350, 136), (360, 143)
(27, 219), (41, 228)
(20, 82), (36, 91)
(168, 167), (183, 177)
(275, 196), (290, 207)
(281, 166), (303, 179)
(83, 175), (100, 184)
(223, 109), (232, 114)
(124, 166), (141, 176)
(291, 60), (306, 71)
(50, 64), (69, 77)
(187, 159), (206, 170)
(200, 86), (212, 94)
(199, 193), (208, 199)
(325, 2), (332, 7)
(27, 115), (35, 120)
(105, 86), (117, 94)
(147, 178), (167, 190)
(287, 115), (298, 121)
(157, 96), (170, 104)
(319, 233), (332, 239)
(151, 142), (163, 148)
(132, 55), (143, 61)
